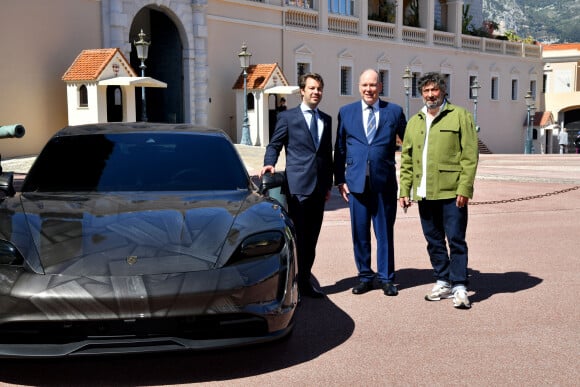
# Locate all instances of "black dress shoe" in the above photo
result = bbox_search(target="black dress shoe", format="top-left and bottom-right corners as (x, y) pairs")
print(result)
(352, 281), (373, 295)
(382, 282), (398, 296)
(300, 285), (325, 298)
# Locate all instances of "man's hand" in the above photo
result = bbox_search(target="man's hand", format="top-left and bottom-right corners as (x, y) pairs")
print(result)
(399, 197), (412, 213)
(260, 165), (275, 178)
(456, 195), (469, 208)
(337, 183), (350, 202)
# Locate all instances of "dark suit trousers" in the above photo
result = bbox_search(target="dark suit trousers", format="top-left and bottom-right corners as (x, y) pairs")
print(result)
(348, 180), (397, 283)
(288, 192), (326, 287)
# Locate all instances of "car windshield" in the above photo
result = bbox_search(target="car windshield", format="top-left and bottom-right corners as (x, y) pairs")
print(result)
(22, 132), (250, 192)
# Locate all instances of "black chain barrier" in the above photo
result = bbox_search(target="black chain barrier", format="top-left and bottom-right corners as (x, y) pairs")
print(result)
(470, 185), (580, 206)
(250, 175), (580, 207)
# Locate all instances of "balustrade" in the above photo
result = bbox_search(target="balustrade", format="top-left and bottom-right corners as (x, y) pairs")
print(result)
(433, 31), (455, 47)
(367, 20), (395, 39)
(461, 35), (481, 51)
(505, 41), (523, 56)
(402, 26), (427, 44)
(328, 14), (358, 35)
(273, 3), (540, 59)
(285, 8), (318, 29)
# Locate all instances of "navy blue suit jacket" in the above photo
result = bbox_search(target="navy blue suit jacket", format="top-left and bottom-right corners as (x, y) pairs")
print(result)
(264, 105), (333, 196)
(334, 99), (406, 194)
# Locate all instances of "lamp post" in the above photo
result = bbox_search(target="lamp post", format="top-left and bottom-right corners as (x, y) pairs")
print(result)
(470, 78), (481, 132)
(134, 29), (150, 122)
(402, 66), (412, 119)
(238, 43), (252, 145)
(524, 90), (535, 154)
(530, 104), (536, 153)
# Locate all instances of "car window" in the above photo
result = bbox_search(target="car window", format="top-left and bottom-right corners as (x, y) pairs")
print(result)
(22, 132), (250, 192)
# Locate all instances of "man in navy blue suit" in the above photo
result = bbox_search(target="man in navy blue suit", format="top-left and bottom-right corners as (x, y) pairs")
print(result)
(261, 73), (333, 298)
(334, 69), (406, 296)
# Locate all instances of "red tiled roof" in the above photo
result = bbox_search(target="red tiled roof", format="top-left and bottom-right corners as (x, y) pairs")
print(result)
(62, 48), (136, 81)
(232, 64), (279, 90)
(523, 111), (553, 126)
(542, 43), (580, 51)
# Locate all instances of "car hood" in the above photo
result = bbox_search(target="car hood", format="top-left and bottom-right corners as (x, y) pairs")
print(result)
(4, 191), (278, 276)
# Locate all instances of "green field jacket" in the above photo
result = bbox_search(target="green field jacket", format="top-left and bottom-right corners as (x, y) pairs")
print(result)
(399, 102), (479, 200)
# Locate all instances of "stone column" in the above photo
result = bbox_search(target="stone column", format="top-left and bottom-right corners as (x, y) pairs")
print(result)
(447, 0), (464, 48)
(319, 0), (328, 32)
(419, 0), (435, 45)
(395, 0), (404, 41)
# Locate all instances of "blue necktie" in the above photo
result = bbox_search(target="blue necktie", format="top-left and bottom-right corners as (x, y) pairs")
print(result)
(366, 105), (376, 143)
(309, 110), (319, 147)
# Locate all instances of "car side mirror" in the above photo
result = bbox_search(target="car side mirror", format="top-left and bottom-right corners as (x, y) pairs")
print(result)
(0, 172), (16, 198)
(260, 172), (288, 210)
(259, 172), (286, 193)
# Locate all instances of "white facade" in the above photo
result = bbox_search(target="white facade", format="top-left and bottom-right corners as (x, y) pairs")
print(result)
(543, 44), (580, 146)
(0, 0), (549, 157)
(205, 0), (543, 153)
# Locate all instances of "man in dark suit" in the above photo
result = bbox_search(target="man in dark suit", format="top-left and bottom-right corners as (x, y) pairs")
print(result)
(334, 69), (406, 296)
(261, 73), (333, 298)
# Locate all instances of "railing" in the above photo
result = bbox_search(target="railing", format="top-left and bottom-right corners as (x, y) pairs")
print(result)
(484, 38), (503, 54)
(433, 30), (455, 47)
(285, 8), (318, 30)
(461, 35), (482, 51)
(524, 44), (542, 58)
(505, 41), (523, 56)
(328, 14), (358, 35)
(368, 20), (395, 39)
(401, 26), (426, 44)
(282, 7), (542, 59)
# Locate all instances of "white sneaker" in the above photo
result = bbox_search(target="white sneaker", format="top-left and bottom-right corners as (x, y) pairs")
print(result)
(452, 288), (471, 309)
(425, 283), (452, 301)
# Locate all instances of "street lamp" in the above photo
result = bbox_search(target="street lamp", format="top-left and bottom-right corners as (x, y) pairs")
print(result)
(402, 66), (412, 119)
(238, 43), (252, 145)
(530, 104), (536, 153)
(470, 78), (481, 132)
(134, 29), (150, 122)
(524, 90), (535, 154)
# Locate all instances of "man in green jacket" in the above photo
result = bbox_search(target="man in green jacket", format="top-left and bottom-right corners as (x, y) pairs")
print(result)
(398, 72), (478, 309)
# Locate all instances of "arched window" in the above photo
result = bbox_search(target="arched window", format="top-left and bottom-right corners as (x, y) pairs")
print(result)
(79, 85), (88, 107)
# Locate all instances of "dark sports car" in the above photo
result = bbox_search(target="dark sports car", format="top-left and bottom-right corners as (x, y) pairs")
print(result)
(0, 123), (297, 357)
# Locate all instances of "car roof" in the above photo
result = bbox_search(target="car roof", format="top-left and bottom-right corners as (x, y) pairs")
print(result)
(54, 122), (227, 137)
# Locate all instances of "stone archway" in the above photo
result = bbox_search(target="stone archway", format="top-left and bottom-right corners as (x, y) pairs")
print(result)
(101, 0), (208, 125)
(130, 8), (184, 123)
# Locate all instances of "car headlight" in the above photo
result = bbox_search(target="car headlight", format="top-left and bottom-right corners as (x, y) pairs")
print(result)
(240, 231), (285, 259)
(0, 239), (24, 266)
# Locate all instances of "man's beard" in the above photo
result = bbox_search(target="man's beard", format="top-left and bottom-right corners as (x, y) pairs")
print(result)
(425, 97), (443, 109)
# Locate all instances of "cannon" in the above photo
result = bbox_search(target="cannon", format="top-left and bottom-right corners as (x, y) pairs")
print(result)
(0, 124), (25, 198)
(0, 124), (25, 139)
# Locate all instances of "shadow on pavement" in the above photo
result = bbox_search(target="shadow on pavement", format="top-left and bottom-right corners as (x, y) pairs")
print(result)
(395, 267), (543, 304)
(321, 276), (360, 294)
(468, 270), (543, 303)
(0, 296), (355, 385)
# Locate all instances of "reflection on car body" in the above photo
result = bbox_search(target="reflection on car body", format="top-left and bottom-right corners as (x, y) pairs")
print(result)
(0, 122), (297, 358)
